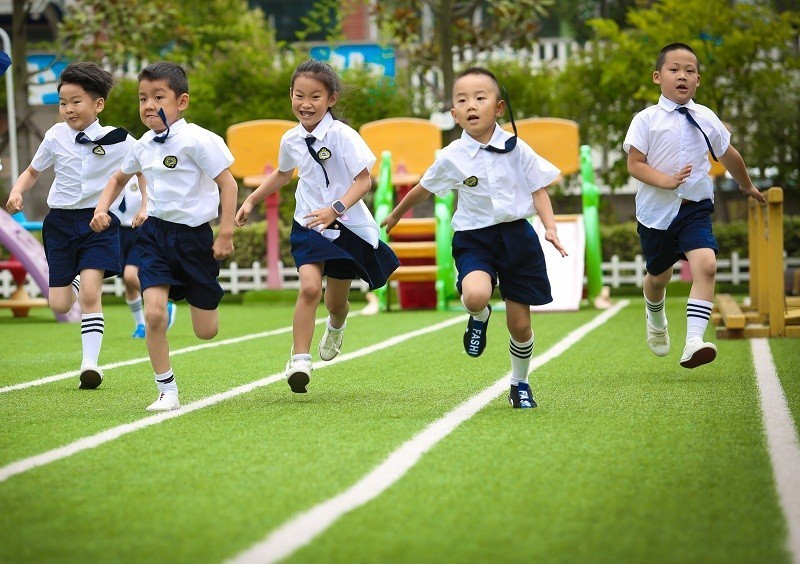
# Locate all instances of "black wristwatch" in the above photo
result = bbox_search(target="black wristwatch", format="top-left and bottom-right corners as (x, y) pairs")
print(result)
(332, 200), (346, 216)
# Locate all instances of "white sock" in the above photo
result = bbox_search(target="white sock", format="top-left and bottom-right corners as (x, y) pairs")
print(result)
(509, 336), (534, 385)
(326, 316), (346, 332)
(155, 369), (178, 393)
(71, 276), (81, 300)
(127, 296), (145, 326)
(644, 291), (667, 329)
(292, 353), (312, 363)
(80, 313), (104, 366)
(461, 296), (489, 322)
(686, 298), (713, 342)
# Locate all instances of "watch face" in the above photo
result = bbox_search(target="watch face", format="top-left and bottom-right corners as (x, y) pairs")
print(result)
(333, 201), (346, 214)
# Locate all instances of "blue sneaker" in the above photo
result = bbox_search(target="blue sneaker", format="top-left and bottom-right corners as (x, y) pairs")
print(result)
(509, 382), (537, 409)
(463, 304), (491, 357)
(167, 301), (177, 330)
(132, 324), (146, 339)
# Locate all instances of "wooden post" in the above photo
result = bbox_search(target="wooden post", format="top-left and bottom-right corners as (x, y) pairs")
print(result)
(766, 187), (785, 337)
(748, 197), (759, 309)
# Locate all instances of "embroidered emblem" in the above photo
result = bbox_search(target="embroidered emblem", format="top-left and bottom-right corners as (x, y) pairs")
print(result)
(163, 156), (178, 169)
(92, 145), (105, 156)
(463, 176), (478, 187)
(317, 147), (332, 160)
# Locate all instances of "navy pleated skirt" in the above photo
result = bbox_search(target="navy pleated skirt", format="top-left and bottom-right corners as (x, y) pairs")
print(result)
(290, 220), (400, 290)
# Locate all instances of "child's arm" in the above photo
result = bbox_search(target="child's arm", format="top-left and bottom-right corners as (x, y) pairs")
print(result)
(213, 169), (239, 260)
(235, 168), (293, 227)
(133, 173), (148, 228)
(5, 166), (41, 213)
(627, 147), (692, 190)
(532, 189), (568, 257)
(304, 168), (372, 231)
(718, 145), (766, 203)
(380, 184), (432, 233)
(91, 170), (134, 232)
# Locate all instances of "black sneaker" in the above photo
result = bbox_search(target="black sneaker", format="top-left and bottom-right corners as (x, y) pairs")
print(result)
(509, 382), (537, 409)
(463, 304), (491, 357)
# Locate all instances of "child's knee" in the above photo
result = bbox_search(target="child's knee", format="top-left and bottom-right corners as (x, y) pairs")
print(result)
(145, 306), (168, 330)
(195, 325), (218, 340)
(298, 282), (323, 304)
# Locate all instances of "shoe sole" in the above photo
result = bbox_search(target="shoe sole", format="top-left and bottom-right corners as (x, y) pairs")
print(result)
(319, 350), (339, 361)
(680, 346), (717, 369)
(648, 344), (670, 357)
(79, 369), (102, 390)
(146, 404), (180, 412)
(287, 371), (310, 393)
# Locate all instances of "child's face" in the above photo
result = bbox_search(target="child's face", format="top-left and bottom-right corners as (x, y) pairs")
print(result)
(450, 73), (505, 144)
(58, 83), (104, 132)
(654, 49), (700, 106)
(290, 75), (338, 132)
(138, 79), (188, 132)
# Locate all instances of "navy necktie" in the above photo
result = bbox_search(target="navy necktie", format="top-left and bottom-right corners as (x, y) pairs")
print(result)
(152, 108), (170, 144)
(305, 136), (330, 186)
(118, 194), (127, 214)
(75, 127), (129, 146)
(482, 86), (518, 154)
(677, 106), (718, 162)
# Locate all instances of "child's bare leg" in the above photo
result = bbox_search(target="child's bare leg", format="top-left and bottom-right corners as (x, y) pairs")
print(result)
(190, 305), (219, 340)
(123, 264), (141, 300)
(48, 285), (75, 314)
(143, 285), (171, 374)
(293, 263), (324, 354)
(680, 248), (717, 368)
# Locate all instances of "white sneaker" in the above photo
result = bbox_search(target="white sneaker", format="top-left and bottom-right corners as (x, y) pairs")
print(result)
(680, 338), (717, 369)
(646, 320), (670, 357)
(79, 362), (104, 389)
(318, 325), (344, 361)
(146, 391), (180, 412)
(285, 358), (312, 393)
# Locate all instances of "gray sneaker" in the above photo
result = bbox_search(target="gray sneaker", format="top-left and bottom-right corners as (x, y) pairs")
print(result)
(318, 325), (344, 361)
(646, 319), (670, 357)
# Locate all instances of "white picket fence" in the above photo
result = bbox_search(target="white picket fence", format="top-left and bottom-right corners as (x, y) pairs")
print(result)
(3, 253), (799, 299)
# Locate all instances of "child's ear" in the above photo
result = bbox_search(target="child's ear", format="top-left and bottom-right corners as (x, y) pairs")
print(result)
(450, 107), (458, 125)
(178, 92), (189, 111)
(95, 97), (106, 113)
(328, 91), (339, 108)
(652, 70), (661, 85)
(495, 98), (506, 118)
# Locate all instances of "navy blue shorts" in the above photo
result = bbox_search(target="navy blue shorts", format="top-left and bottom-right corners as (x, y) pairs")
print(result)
(119, 226), (142, 268)
(638, 199), (719, 276)
(42, 208), (121, 287)
(136, 217), (223, 310)
(452, 219), (552, 306)
(290, 220), (399, 291)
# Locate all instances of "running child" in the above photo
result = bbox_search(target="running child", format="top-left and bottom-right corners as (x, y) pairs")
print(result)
(6, 61), (135, 389)
(91, 61), (238, 411)
(381, 67), (566, 409)
(623, 43), (765, 368)
(235, 59), (399, 394)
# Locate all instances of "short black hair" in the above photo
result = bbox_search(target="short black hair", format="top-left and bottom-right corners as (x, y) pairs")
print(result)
(138, 61), (189, 96)
(453, 66), (501, 98)
(656, 43), (699, 72)
(57, 62), (114, 100)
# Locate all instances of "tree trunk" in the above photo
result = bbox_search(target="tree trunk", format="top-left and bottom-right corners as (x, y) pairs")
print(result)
(11, 0), (32, 174)
(438, 0), (458, 143)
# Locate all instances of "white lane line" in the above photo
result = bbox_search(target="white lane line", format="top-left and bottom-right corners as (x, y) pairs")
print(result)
(1, 315), (340, 393)
(228, 300), (630, 564)
(0, 314), (466, 483)
(751, 338), (800, 562)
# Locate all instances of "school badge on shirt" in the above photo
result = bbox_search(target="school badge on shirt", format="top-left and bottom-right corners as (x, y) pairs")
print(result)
(163, 156), (178, 169)
(317, 147), (332, 160)
(92, 146), (105, 156)
(463, 176), (478, 187)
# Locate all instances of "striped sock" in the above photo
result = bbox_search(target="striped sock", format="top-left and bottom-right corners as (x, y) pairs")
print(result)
(686, 298), (713, 342)
(644, 292), (667, 329)
(127, 296), (145, 326)
(71, 276), (81, 299)
(509, 336), (534, 385)
(80, 313), (104, 366)
(155, 369), (178, 393)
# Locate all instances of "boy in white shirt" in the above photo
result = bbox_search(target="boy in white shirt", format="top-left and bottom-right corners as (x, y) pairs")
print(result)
(382, 67), (566, 409)
(6, 61), (136, 389)
(623, 42), (765, 368)
(92, 62), (238, 411)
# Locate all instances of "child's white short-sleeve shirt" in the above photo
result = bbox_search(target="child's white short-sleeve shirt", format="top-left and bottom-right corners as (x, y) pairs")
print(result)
(623, 95), (731, 230)
(31, 120), (134, 210)
(420, 124), (560, 232)
(278, 112), (379, 247)
(122, 119), (234, 227)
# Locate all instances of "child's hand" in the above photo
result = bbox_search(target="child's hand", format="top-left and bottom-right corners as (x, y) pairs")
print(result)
(380, 212), (398, 233)
(90, 212), (112, 233)
(304, 207), (337, 231)
(5, 192), (23, 214)
(213, 232), (234, 260)
(740, 183), (766, 203)
(545, 228), (568, 257)
(665, 164), (692, 190)
(235, 202), (253, 227)
(132, 209), (148, 228)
